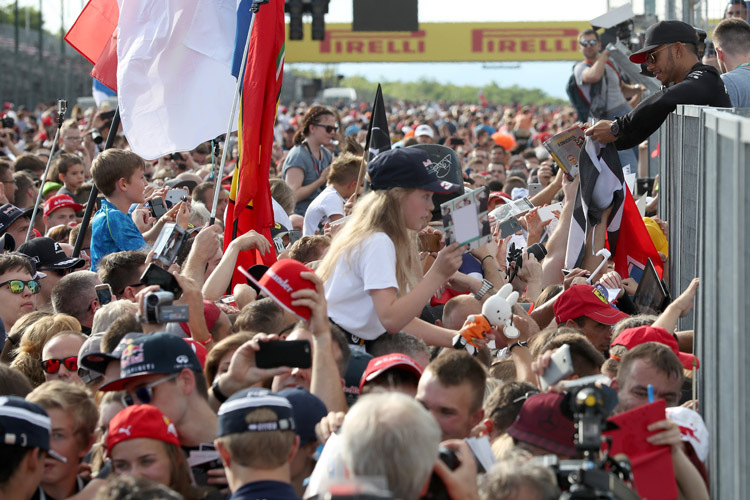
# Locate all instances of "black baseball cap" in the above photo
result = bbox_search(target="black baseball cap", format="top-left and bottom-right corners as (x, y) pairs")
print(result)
(217, 388), (295, 438)
(17, 237), (85, 271)
(367, 148), (460, 193)
(100, 332), (202, 392)
(0, 204), (33, 236)
(79, 332), (145, 375)
(0, 396), (67, 462)
(630, 21), (699, 64)
(278, 387), (327, 446)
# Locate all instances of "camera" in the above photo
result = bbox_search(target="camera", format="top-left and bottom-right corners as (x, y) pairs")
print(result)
(89, 129), (103, 145)
(142, 290), (189, 324)
(532, 379), (640, 500)
(1, 116), (13, 129)
(507, 242), (547, 283)
(152, 222), (188, 267)
(421, 447), (459, 500)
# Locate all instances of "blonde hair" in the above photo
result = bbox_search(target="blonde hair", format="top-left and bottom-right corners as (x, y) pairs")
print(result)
(10, 314), (82, 386)
(26, 380), (97, 451)
(316, 188), (421, 295)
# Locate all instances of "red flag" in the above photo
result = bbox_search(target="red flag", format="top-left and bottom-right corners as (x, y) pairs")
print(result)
(64, 0), (119, 91)
(611, 187), (664, 281)
(224, 0), (286, 287)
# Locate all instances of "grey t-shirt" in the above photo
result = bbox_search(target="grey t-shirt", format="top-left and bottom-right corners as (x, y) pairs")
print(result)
(721, 66), (750, 107)
(574, 59), (629, 117)
(281, 143), (332, 216)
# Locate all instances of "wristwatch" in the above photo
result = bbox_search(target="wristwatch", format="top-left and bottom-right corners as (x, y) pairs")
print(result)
(508, 340), (528, 352)
(211, 376), (229, 403)
(473, 279), (494, 300)
(610, 120), (621, 138)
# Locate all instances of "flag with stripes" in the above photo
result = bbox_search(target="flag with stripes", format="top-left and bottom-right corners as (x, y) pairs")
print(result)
(565, 139), (662, 280)
(364, 84), (391, 161)
(224, 0), (285, 287)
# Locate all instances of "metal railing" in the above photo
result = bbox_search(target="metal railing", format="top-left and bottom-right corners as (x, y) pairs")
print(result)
(658, 104), (750, 499)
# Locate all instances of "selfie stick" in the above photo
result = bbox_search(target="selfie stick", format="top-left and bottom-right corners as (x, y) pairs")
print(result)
(25, 99), (67, 243)
(72, 108), (121, 258)
(586, 248), (611, 285)
(209, 0), (269, 227)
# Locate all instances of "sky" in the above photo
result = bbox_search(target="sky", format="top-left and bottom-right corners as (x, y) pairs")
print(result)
(4, 0), (733, 99)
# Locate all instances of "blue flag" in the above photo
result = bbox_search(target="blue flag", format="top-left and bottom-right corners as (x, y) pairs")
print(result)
(232, 0), (254, 78)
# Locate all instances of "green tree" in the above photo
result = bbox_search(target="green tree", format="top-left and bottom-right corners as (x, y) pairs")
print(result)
(0, 3), (44, 31)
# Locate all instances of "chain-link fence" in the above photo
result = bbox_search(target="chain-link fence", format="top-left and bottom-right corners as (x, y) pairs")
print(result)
(0, 23), (92, 108)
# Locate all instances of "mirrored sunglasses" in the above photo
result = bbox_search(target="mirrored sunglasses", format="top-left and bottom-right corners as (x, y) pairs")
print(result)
(41, 356), (78, 374)
(0, 279), (40, 294)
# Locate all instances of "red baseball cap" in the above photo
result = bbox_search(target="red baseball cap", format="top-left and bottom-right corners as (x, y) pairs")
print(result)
(240, 259), (316, 321)
(507, 392), (577, 457)
(611, 326), (699, 370)
(43, 194), (83, 216)
(554, 284), (629, 326)
(106, 404), (180, 454)
(359, 353), (423, 392)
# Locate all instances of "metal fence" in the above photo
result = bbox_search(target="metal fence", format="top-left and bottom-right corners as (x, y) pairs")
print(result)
(658, 104), (750, 499)
(0, 24), (93, 108)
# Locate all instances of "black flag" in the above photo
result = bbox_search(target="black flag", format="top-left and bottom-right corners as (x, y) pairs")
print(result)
(364, 84), (391, 161)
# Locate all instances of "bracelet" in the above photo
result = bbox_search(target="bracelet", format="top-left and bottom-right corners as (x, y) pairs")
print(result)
(508, 340), (528, 352)
(480, 255), (494, 267)
(211, 376), (229, 403)
(197, 334), (213, 347)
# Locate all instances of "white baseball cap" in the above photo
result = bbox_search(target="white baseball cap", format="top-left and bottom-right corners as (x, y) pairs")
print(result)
(414, 124), (434, 138)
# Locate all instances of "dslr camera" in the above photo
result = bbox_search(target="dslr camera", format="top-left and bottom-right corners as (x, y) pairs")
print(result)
(142, 290), (189, 324)
(1, 116), (13, 129)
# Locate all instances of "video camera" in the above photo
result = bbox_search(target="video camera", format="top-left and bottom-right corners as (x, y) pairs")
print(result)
(507, 242), (547, 283)
(532, 379), (640, 500)
(141, 290), (189, 324)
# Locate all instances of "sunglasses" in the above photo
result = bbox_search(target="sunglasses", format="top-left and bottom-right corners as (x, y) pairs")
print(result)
(41, 356), (78, 374)
(647, 43), (674, 64)
(0, 279), (40, 294)
(121, 373), (179, 407)
(312, 123), (338, 134)
(580, 40), (598, 47)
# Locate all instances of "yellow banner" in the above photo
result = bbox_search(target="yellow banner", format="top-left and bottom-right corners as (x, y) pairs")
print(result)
(285, 21), (592, 63)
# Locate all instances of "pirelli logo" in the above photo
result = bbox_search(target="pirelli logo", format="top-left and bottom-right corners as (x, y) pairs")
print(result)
(471, 28), (580, 53)
(320, 30), (426, 55)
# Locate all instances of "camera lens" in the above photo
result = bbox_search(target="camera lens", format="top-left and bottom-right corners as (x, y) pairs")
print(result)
(146, 294), (160, 306)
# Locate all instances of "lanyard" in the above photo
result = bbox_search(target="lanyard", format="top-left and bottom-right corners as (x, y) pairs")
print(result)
(303, 142), (323, 176)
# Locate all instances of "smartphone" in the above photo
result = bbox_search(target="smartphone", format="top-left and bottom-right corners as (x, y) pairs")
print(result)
(255, 340), (312, 369)
(149, 197), (167, 219)
(498, 217), (523, 238)
(139, 262), (183, 299)
(528, 183), (543, 197)
(95, 283), (113, 305)
(538, 202), (563, 222)
(166, 188), (189, 205)
(540, 344), (574, 391)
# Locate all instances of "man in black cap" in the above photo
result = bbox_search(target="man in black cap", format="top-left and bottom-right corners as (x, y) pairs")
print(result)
(0, 396), (67, 500)
(0, 203), (34, 247)
(18, 237), (85, 310)
(215, 388), (300, 500)
(586, 20), (731, 150)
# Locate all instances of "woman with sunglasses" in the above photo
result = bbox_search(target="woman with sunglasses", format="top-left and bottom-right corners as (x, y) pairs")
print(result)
(40, 330), (87, 384)
(281, 106), (337, 217)
(10, 313), (81, 386)
(106, 404), (210, 500)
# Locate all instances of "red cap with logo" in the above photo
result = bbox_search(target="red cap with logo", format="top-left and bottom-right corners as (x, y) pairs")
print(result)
(611, 325), (699, 370)
(43, 194), (83, 216)
(359, 353), (423, 392)
(240, 259), (316, 321)
(554, 284), (629, 326)
(106, 404), (180, 454)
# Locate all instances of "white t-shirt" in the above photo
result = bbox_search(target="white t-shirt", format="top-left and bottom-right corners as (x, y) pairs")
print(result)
(324, 232), (398, 340)
(303, 186), (344, 236)
(272, 198), (293, 230)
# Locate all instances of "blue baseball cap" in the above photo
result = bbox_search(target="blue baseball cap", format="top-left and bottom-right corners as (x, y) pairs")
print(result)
(0, 396), (67, 462)
(278, 387), (327, 446)
(367, 148), (460, 194)
(217, 388), (295, 438)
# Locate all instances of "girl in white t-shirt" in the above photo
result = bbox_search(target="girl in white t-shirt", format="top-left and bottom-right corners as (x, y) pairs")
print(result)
(317, 148), (466, 348)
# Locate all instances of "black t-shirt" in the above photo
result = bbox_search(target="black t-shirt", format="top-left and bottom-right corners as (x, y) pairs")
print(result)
(229, 480), (300, 500)
(614, 62), (732, 150)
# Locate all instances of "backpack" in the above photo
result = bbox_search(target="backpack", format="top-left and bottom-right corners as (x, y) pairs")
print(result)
(566, 61), (614, 121)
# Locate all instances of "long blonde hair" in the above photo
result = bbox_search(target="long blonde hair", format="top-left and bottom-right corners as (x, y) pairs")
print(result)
(317, 188), (421, 295)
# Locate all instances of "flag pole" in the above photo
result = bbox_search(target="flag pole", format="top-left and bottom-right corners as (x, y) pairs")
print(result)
(25, 98), (67, 243)
(72, 107), (121, 258)
(209, 0), (268, 227)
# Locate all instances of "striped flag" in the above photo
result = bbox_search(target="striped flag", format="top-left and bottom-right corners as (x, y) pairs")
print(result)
(64, 0), (119, 91)
(224, 0), (286, 287)
(565, 139), (662, 281)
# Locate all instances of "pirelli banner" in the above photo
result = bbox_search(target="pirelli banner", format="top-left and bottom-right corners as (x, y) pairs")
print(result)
(285, 21), (592, 63)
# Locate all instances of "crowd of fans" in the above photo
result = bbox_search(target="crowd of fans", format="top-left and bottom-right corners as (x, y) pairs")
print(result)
(0, 22), (713, 500)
